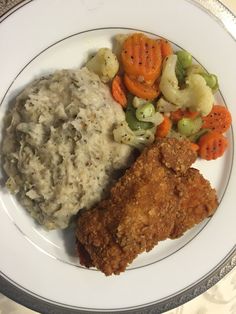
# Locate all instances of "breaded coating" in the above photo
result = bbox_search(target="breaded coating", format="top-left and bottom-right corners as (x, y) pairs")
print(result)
(170, 168), (218, 239)
(76, 138), (218, 276)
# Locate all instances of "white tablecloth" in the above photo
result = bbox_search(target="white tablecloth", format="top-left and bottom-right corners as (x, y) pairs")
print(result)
(0, 0), (235, 313)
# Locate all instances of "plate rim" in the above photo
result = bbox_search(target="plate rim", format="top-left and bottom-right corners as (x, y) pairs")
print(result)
(0, 0), (235, 313)
(0, 247), (235, 314)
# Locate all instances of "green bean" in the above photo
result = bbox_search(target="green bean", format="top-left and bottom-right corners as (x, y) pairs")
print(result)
(177, 117), (202, 136)
(200, 73), (218, 91)
(177, 50), (192, 69)
(188, 129), (209, 143)
(212, 75), (219, 92)
(175, 60), (186, 85)
(136, 103), (155, 121)
(125, 104), (153, 131)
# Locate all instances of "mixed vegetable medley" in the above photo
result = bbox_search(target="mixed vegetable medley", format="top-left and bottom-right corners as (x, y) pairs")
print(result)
(85, 32), (232, 160)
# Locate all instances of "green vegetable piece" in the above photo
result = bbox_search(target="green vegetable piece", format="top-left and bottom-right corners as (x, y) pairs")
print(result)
(177, 50), (192, 69)
(125, 104), (153, 131)
(177, 117), (202, 136)
(188, 128), (209, 143)
(212, 75), (219, 92)
(200, 73), (219, 91)
(175, 60), (186, 86)
(136, 103), (155, 121)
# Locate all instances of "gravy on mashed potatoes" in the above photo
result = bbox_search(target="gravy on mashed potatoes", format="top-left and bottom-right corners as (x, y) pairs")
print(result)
(2, 67), (133, 229)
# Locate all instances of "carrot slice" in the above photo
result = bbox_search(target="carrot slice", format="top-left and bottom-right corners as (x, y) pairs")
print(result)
(159, 39), (173, 58)
(170, 109), (199, 123)
(190, 142), (199, 152)
(198, 131), (228, 160)
(111, 75), (127, 108)
(121, 33), (162, 84)
(202, 105), (232, 133)
(124, 74), (159, 100)
(155, 116), (172, 138)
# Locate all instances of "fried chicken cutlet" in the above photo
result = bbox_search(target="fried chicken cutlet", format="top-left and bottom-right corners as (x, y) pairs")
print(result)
(76, 138), (218, 275)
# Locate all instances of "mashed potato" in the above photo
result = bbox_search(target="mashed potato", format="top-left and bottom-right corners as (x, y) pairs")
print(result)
(2, 67), (132, 229)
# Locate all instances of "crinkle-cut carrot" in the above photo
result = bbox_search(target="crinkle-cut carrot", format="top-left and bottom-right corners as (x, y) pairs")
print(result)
(190, 142), (199, 152)
(198, 131), (228, 160)
(124, 74), (160, 100)
(155, 116), (172, 138)
(202, 105), (232, 133)
(111, 75), (127, 108)
(121, 33), (162, 85)
(170, 109), (199, 123)
(159, 39), (173, 58)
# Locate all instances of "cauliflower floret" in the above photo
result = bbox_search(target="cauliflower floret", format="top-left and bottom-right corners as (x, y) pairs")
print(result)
(113, 121), (155, 150)
(159, 54), (214, 116)
(86, 48), (119, 83)
(132, 96), (147, 108)
(156, 97), (180, 113)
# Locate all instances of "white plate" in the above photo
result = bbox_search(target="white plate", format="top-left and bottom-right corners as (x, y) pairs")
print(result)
(0, 0), (235, 313)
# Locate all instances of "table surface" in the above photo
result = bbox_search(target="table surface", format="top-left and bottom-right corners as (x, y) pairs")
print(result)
(0, 0), (236, 313)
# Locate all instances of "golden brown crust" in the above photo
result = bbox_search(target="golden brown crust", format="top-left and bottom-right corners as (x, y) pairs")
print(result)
(158, 138), (197, 173)
(170, 168), (218, 239)
(76, 138), (218, 276)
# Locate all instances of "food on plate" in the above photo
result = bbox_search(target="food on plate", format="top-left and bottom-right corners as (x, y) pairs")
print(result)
(155, 116), (172, 138)
(201, 104), (232, 133)
(170, 108), (199, 122)
(198, 131), (228, 160)
(2, 68), (133, 229)
(76, 138), (218, 275)
(1, 30), (230, 256)
(113, 120), (155, 149)
(169, 166), (218, 238)
(121, 33), (162, 84)
(111, 75), (127, 108)
(86, 48), (119, 83)
(159, 54), (214, 116)
(159, 38), (173, 58)
(123, 73), (160, 100)
(99, 32), (231, 161)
